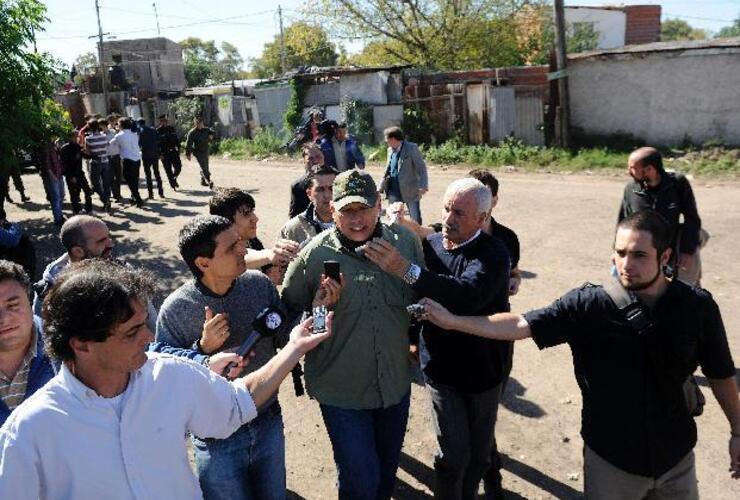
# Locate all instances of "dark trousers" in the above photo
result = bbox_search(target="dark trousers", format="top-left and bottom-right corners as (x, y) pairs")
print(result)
(109, 155), (123, 200)
(64, 168), (93, 214)
(429, 382), (502, 500)
(320, 391), (411, 500)
(122, 158), (143, 204)
(484, 342), (513, 497)
(194, 152), (211, 184)
(89, 159), (112, 203)
(3, 165), (26, 200)
(161, 151), (181, 188)
(142, 156), (164, 197)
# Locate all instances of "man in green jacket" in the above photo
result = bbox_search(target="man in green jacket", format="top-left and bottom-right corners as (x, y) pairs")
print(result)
(281, 169), (424, 500)
(185, 117), (214, 188)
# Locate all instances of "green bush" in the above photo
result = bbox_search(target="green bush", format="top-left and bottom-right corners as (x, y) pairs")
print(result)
(218, 127), (288, 160)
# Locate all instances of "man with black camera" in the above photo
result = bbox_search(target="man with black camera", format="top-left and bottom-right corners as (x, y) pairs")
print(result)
(420, 210), (740, 499)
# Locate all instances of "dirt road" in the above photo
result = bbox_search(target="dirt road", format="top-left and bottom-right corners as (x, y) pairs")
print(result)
(7, 158), (739, 499)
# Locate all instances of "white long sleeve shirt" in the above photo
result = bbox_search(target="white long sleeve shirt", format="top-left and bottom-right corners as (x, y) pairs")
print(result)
(0, 353), (257, 500)
(110, 129), (141, 161)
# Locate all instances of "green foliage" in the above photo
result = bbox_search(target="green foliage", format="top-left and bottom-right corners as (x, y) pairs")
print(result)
(283, 78), (306, 133)
(171, 97), (202, 133)
(340, 99), (373, 143)
(217, 128), (289, 160)
(566, 22), (599, 53)
(72, 52), (97, 87)
(179, 37), (245, 87)
(1, 0), (68, 172)
(322, 1), (546, 70)
(402, 107), (437, 145)
(661, 19), (707, 41)
(715, 16), (740, 38)
(251, 22), (339, 78)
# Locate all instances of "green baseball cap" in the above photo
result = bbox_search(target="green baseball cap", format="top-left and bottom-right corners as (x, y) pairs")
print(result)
(332, 169), (378, 211)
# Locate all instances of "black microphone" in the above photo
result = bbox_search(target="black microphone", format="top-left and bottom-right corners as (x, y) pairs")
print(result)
(222, 307), (285, 377)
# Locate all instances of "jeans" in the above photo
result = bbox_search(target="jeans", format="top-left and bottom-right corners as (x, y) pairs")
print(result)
(142, 156), (164, 196)
(387, 194), (422, 224)
(89, 159), (112, 203)
(122, 158), (143, 204)
(428, 382), (502, 500)
(320, 391), (411, 500)
(193, 402), (286, 500)
(43, 173), (65, 224)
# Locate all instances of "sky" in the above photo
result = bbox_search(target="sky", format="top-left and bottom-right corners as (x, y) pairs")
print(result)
(35, 0), (740, 68)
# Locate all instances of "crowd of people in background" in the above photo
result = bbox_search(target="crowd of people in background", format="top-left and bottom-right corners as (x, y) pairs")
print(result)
(0, 118), (737, 500)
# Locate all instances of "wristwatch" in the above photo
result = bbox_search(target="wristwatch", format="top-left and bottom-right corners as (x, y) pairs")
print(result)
(403, 263), (421, 285)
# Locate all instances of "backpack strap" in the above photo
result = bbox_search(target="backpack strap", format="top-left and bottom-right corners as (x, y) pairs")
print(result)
(602, 279), (654, 336)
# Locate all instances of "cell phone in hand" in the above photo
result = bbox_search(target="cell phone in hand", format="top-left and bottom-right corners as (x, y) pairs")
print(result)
(313, 305), (327, 334)
(324, 260), (340, 282)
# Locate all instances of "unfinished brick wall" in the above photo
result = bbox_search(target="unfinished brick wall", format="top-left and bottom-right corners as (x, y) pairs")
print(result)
(624, 5), (662, 45)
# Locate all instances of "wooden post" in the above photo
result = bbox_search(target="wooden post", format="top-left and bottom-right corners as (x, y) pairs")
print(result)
(553, 0), (570, 148)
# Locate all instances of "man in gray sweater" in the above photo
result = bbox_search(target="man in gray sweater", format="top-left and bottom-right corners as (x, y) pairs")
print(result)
(156, 215), (339, 500)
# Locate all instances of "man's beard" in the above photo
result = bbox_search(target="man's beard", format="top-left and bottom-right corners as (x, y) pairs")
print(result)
(621, 266), (662, 291)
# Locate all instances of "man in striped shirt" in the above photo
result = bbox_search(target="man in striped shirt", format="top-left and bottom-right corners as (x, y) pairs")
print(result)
(0, 260), (55, 426)
(84, 119), (113, 213)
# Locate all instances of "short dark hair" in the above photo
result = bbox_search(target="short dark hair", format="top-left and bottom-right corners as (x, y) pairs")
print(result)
(384, 126), (404, 141)
(119, 117), (133, 130)
(308, 165), (337, 187)
(43, 259), (155, 361)
(60, 215), (101, 253)
(178, 215), (234, 279)
(616, 210), (672, 256)
(87, 120), (100, 133)
(209, 188), (255, 221)
(468, 169), (499, 198)
(0, 259), (31, 297)
(337, 122), (347, 129)
(631, 147), (663, 172)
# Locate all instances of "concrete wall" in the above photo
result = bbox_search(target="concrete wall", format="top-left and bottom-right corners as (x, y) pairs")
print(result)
(254, 84), (291, 131)
(372, 105), (403, 143)
(569, 48), (740, 146)
(304, 82), (340, 106)
(565, 7), (626, 49)
(340, 72), (389, 105)
(101, 38), (186, 92)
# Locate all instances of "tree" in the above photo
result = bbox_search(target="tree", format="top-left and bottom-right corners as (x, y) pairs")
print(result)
(661, 19), (707, 41)
(566, 22), (599, 53)
(310, 0), (547, 71)
(1, 0), (70, 173)
(250, 21), (339, 78)
(72, 52), (98, 86)
(179, 38), (245, 86)
(715, 16), (740, 38)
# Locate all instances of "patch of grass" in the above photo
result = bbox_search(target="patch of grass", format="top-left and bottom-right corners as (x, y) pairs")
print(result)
(217, 128), (290, 160)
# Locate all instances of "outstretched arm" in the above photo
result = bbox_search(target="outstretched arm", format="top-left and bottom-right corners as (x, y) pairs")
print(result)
(707, 376), (740, 479)
(419, 298), (531, 341)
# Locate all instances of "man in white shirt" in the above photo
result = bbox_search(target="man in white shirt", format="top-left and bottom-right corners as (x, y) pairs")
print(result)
(0, 259), (332, 500)
(110, 117), (144, 208)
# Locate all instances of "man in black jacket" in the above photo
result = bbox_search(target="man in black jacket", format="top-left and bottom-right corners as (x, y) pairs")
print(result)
(138, 119), (166, 199)
(156, 115), (181, 190)
(618, 147), (703, 285)
(363, 178), (511, 500)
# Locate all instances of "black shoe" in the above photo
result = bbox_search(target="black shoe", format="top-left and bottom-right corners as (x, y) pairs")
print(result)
(20, 194), (30, 202)
(209, 181), (214, 189)
(158, 191), (165, 198)
(200, 179), (208, 187)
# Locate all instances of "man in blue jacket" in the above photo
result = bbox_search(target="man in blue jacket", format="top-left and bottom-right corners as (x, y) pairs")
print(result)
(320, 122), (365, 172)
(0, 260), (55, 426)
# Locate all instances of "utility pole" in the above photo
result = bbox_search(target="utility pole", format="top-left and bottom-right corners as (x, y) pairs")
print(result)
(553, 0), (570, 148)
(94, 0), (109, 114)
(153, 2), (161, 36)
(278, 5), (287, 75)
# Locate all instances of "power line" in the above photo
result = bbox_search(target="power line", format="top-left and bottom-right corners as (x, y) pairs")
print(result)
(663, 13), (736, 25)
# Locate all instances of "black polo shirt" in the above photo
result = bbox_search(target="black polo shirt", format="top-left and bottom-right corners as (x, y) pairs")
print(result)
(523, 280), (735, 478)
(489, 218), (520, 268)
(415, 231), (511, 393)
